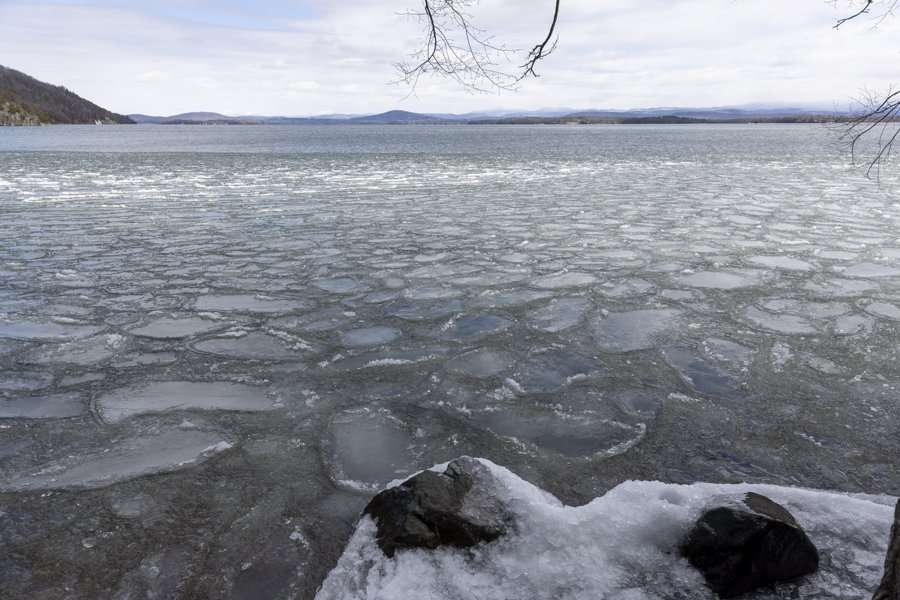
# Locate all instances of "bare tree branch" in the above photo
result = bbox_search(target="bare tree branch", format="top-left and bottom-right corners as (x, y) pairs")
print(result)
(519, 0), (561, 80)
(834, 0), (874, 28)
(397, 0), (561, 93)
(830, 1), (900, 176)
(840, 88), (900, 178)
(833, 0), (899, 28)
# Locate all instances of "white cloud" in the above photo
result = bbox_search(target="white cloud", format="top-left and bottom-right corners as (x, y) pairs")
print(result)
(137, 70), (168, 82)
(288, 80), (320, 92)
(0, 0), (898, 115)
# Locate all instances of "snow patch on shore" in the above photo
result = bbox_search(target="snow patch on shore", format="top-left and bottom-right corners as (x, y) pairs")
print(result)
(317, 458), (894, 600)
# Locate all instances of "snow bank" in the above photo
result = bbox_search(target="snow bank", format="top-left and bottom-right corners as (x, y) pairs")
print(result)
(316, 458), (894, 600)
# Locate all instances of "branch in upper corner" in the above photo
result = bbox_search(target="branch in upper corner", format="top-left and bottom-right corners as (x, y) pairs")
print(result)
(396, 0), (561, 93)
(519, 0), (560, 80)
(832, 1), (900, 177)
(834, 0), (874, 28)
(839, 88), (900, 179)
(833, 0), (899, 28)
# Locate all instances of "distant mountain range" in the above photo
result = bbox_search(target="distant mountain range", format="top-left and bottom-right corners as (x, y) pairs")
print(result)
(129, 110), (450, 125)
(0, 64), (852, 128)
(129, 105), (851, 126)
(0, 65), (132, 125)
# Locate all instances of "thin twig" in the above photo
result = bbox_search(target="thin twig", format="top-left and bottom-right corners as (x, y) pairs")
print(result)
(397, 0), (561, 93)
(835, 0), (874, 28)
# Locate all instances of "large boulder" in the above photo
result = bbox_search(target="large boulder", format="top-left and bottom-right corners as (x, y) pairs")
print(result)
(874, 499), (900, 600)
(680, 492), (819, 598)
(362, 457), (512, 557)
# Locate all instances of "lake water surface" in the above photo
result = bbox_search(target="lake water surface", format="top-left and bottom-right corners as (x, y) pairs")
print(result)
(1, 124), (899, 598)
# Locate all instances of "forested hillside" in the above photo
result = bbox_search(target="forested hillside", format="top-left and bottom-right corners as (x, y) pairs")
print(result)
(0, 65), (132, 125)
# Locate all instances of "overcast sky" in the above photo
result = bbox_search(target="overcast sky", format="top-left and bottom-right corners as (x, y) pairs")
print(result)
(1, 0), (898, 116)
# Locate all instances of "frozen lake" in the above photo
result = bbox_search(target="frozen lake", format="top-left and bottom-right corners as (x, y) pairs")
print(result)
(1, 124), (899, 598)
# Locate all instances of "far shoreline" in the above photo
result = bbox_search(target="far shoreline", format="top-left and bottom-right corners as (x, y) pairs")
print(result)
(0, 118), (859, 128)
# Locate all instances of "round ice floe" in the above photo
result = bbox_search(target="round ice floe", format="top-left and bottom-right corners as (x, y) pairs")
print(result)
(532, 272), (598, 289)
(471, 407), (645, 458)
(660, 289), (698, 301)
(403, 287), (464, 300)
(363, 290), (399, 304)
(832, 314), (875, 336)
(60, 372), (106, 387)
(746, 255), (815, 272)
(865, 301), (900, 321)
(593, 248), (642, 262)
(0, 430), (233, 491)
(760, 299), (851, 319)
(384, 299), (464, 321)
(702, 338), (754, 367)
(803, 278), (878, 297)
(192, 332), (304, 361)
(592, 309), (682, 353)
(453, 272), (530, 287)
(445, 348), (515, 379)
(0, 392), (85, 419)
(95, 381), (276, 423)
(408, 263), (478, 279)
(526, 297), (590, 332)
(743, 306), (817, 335)
(440, 315), (513, 342)
(340, 326), (402, 348)
(0, 320), (105, 341)
(413, 252), (447, 263)
(323, 408), (416, 492)
(472, 289), (554, 308)
(23, 334), (124, 365)
(661, 348), (745, 399)
(43, 304), (94, 317)
(270, 307), (354, 332)
(817, 250), (859, 260)
(129, 317), (222, 339)
(498, 252), (531, 263)
(676, 271), (759, 290)
(0, 371), (54, 392)
(314, 278), (369, 294)
(512, 349), (600, 394)
(193, 294), (306, 314)
(113, 352), (179, 368)
(331, 348), (449, 371)
(598, 278), (656, 298)
(841, 262), (900, 278)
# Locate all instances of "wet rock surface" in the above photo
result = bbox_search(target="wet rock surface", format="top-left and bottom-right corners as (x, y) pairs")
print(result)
(363, 457), (511, 557)
(680, 492), (820, 598)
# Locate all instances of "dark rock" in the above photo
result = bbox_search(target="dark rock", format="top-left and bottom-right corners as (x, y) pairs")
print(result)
(362, 457), (511, 557)
(874, 499), (900, 600)
(680, 492), (819, 598)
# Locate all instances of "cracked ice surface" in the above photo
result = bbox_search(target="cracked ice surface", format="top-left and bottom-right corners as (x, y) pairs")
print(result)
(2, 125), (900, 598)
